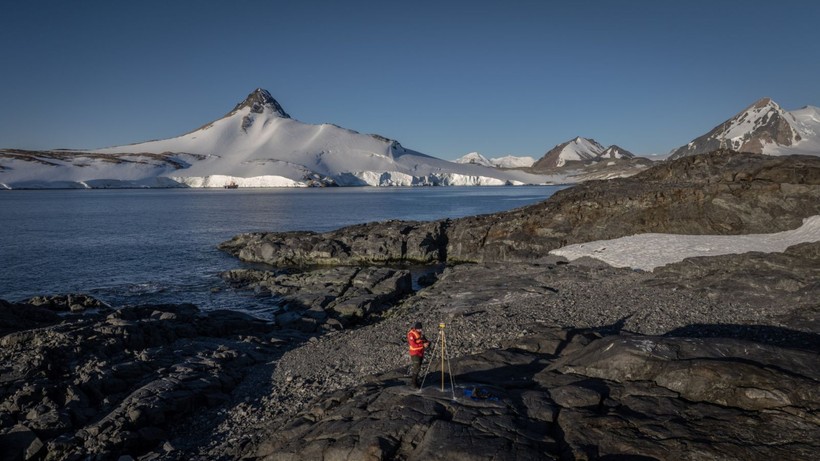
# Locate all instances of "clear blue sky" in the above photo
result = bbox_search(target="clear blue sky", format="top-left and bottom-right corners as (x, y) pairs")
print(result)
(1, 0), (818, 159)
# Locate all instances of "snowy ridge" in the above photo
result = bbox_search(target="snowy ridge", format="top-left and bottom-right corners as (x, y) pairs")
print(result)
(489, 155), (536, 168)
(550, 215), (820, 271)
(0, 150), (198, 189)
(769, 105), (820, 156)
(454, 152), (536, 169)
(454, 152), (493, 167)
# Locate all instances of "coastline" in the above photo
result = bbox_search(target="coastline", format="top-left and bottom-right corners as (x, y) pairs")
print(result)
(2, 150), (819, 460)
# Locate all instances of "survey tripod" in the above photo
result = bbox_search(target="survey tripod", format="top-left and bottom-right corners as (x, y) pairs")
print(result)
(418, 322), (457, 398)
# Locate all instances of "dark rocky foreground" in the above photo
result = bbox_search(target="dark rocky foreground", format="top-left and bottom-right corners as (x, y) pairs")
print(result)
(3, 249), (817, 460)
(256, 330), (819, 460)
(0, 300), (282, 460)
(2, 150), (819, 460)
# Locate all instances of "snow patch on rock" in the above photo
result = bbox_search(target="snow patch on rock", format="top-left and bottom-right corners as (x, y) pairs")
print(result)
(550, 215), (820, 271)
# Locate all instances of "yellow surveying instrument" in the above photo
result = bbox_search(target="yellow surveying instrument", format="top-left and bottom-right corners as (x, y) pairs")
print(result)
(419, 321), (457, 398)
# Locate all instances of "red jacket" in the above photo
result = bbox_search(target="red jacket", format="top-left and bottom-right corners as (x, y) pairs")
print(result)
(407, 328), (428, 357)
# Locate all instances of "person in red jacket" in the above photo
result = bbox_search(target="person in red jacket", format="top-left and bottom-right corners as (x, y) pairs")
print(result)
(407, 322), (430, 388)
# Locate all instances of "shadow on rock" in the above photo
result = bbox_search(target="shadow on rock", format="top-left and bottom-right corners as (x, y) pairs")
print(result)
(664, 323), (820, 350)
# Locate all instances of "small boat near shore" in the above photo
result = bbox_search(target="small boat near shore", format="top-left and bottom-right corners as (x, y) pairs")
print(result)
(224, 181), (238, 189)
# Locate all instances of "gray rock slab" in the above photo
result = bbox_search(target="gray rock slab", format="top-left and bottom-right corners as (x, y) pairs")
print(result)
(252, 331), (819, 460)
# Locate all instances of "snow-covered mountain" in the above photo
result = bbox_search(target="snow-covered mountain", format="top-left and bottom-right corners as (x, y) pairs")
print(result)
(454, 152), (536, 168)
(534, 137), (606, 169)
(529, 137), (647, 180)
(531, 137), (638, 169)
(455, 152), (493, 167)
(669, 98), (820, 160)
(599, 145), (635, 159)
(0, 89), (553, 189)
(488, 155), (536, 168)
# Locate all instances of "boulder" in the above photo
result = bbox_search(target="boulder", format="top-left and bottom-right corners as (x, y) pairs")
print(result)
(219, 220), (448, 267)
(222, 266), (413, 328)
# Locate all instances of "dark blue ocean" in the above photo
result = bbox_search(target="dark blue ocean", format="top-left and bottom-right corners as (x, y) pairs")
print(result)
(0, 186), (561, 318)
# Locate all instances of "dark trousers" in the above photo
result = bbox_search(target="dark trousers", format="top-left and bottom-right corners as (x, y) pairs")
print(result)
(410, 355), (423, 387)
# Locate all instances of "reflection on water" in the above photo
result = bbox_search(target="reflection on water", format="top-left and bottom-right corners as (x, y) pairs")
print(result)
(0, 186), (563, 317)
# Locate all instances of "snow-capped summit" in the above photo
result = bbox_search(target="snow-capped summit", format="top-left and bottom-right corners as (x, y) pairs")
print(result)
(669, 98), (819, 159)
(533, 137), (607, 169)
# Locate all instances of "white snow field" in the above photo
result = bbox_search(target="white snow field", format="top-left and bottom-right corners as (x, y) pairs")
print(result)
(550, 215), (820, 271)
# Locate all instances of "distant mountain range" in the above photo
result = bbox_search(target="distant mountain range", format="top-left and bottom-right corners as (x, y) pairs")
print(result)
(669, 98), (820, 159)
(454, 152), (536, 168)
(463, 97), (820, 174)
(1, 91), (817, 189)
(0, 89), (551, 189)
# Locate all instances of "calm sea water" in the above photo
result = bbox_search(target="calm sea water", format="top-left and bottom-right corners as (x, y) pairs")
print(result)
(0, 186), (561, 318)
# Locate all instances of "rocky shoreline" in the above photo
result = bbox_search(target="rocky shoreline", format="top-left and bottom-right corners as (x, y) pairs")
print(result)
(2, 150), (819, 460)
(219, 150), (820, 266)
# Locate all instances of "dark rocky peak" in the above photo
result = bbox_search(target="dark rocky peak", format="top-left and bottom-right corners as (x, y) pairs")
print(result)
(231, 88), (290, 118)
